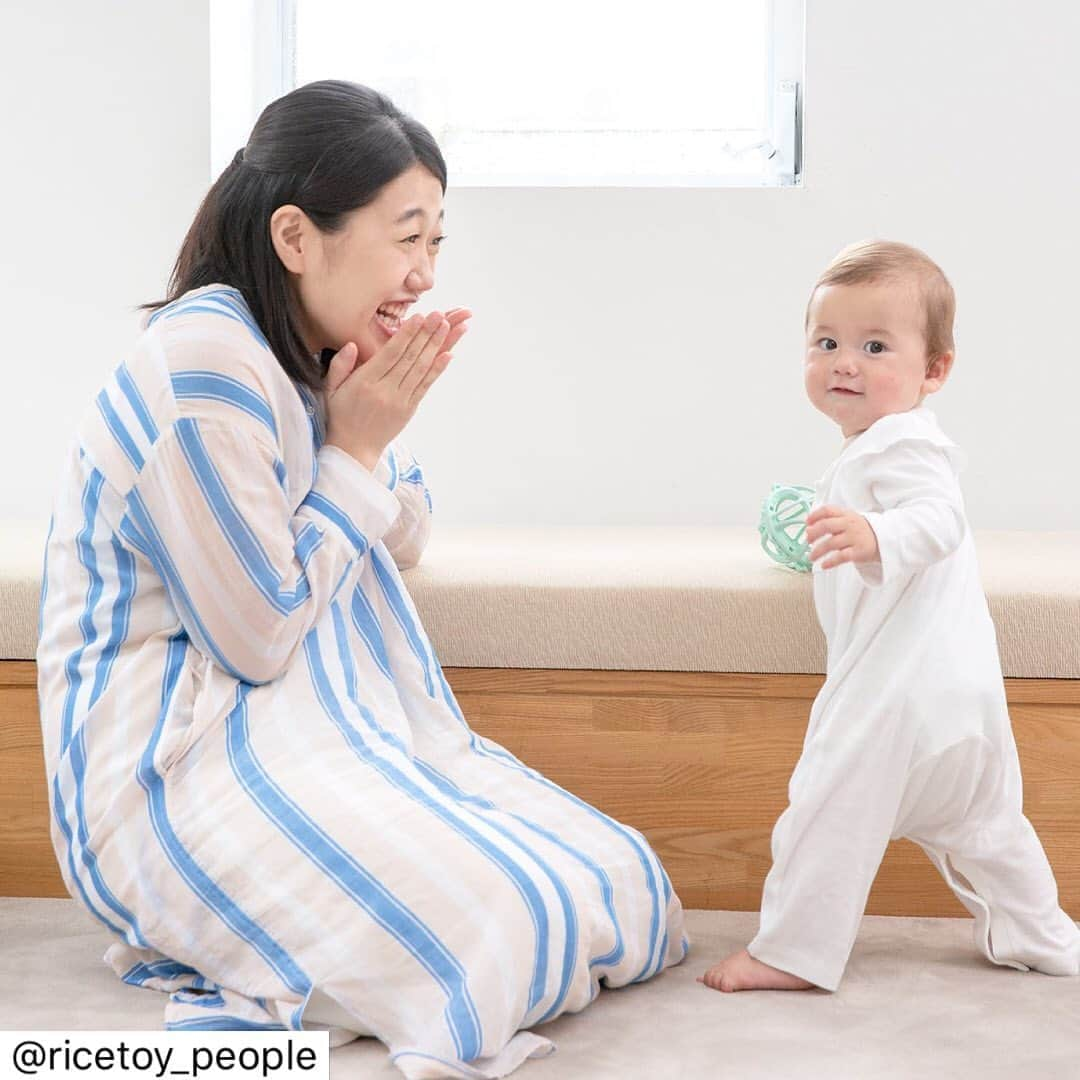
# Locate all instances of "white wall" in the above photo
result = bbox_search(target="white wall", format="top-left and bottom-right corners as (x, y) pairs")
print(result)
(2, 1), (209, 520)
(5, 0), (1078, 531)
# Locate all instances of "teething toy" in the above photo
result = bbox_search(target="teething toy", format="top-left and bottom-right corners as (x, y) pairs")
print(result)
(759, 483), (815, 572)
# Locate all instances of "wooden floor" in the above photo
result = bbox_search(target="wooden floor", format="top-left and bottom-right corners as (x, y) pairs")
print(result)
(3, 661), (1079, 917)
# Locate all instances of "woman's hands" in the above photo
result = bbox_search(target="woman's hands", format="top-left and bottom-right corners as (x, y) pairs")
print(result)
(805, 505), (880, 570)
(324, 308), (470, 472)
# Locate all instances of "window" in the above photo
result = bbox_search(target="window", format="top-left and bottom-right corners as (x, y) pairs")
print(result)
(212, 0), (804, 187)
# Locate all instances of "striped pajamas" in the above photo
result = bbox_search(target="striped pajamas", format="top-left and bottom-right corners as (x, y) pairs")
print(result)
(37, 285), (688, 1078)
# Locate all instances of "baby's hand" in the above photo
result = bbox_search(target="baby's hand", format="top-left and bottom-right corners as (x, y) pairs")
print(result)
(805, 505), (879, 570)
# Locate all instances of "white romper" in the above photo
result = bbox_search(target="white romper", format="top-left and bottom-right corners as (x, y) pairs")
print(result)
(748, 406), (1080, 991)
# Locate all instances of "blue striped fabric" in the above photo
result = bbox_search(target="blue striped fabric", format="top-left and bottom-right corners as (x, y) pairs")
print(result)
(36, 284), (687, 1079)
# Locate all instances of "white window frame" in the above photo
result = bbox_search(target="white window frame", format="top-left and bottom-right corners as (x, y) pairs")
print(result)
(210, 0), (297, 181)
(211, 0), (803, 188)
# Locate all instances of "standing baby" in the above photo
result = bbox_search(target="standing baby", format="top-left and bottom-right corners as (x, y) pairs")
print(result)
(701, 240), (1080, 992)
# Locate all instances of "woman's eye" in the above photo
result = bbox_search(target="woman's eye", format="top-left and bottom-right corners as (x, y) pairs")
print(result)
(817, 337), (837, 351)
(864, 340), (886, 355)
(403, 235), (447, 247)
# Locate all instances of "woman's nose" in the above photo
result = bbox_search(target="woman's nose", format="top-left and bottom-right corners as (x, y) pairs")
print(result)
(406, 260), (435, 294)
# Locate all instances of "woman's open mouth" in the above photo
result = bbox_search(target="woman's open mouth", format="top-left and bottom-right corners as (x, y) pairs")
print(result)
(374, 300), (410, 337)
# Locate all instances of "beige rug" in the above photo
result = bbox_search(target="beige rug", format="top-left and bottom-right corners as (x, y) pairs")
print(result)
(1, 899), (1077, 1078)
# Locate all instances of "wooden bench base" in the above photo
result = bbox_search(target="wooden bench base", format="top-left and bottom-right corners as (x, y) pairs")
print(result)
(4, 661), (1078, 916)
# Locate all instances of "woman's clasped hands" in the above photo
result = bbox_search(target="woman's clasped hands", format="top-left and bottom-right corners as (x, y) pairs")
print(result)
(324, 307), (471, 472)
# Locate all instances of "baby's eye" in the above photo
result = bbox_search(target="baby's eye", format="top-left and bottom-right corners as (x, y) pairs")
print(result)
(816, 337), (837, 351)
(864, 340), (887, 355)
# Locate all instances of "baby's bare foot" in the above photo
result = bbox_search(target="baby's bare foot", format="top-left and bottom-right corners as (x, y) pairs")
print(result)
(697, 948), (816, 993)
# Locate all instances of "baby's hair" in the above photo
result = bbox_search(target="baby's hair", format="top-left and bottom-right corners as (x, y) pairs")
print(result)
(806, 240), (956, 362)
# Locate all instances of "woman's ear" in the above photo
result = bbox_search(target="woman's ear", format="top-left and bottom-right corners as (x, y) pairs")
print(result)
(270, 204), (314, 274)
(923, 350), (954, 395)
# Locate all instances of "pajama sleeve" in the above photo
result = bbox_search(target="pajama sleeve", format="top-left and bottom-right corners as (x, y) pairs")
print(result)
(855, 441), (967, 587)
(120, 418), (401, 685)
(371, 439), (433, 570)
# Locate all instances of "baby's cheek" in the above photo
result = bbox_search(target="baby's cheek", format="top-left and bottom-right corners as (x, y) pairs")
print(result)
(870, 370), (904, 399)
(804, 364), (826, 397)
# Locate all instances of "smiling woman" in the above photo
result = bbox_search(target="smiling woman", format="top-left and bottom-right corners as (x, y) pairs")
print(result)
(143, 80), (456, 389)
(35, 80), (687, 1080)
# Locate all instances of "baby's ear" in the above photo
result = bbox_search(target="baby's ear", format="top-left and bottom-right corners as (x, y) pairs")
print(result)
(923, 350), (954, 394)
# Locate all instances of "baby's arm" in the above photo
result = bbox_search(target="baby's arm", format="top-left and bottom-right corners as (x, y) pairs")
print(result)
(808, 441), (965, 586)
(856, 440), (966, 586)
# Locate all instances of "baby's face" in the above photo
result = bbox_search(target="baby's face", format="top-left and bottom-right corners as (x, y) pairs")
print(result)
(804, 280), (945, 438)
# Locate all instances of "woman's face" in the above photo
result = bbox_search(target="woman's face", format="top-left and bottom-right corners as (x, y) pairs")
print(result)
(287, 163), (446, 362)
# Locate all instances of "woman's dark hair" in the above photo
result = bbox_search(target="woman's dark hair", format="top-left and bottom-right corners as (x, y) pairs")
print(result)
(141, 80), (447, 391)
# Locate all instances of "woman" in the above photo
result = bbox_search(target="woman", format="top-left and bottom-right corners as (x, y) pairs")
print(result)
(36, 80), (687, 1079)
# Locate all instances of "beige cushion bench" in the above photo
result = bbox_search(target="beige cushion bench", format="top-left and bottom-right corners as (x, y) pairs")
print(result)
(3, 521), (1079, 917)
(7, 522), (1078, 676)
(404, 526), (1080, 678)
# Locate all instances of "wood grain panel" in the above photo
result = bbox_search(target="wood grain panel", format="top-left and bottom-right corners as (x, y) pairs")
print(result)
(4, 662), (1078, 919)
(0, 667), (62, 898)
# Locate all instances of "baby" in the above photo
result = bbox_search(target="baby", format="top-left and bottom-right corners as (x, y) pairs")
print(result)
(700, 240), (1080, 993)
